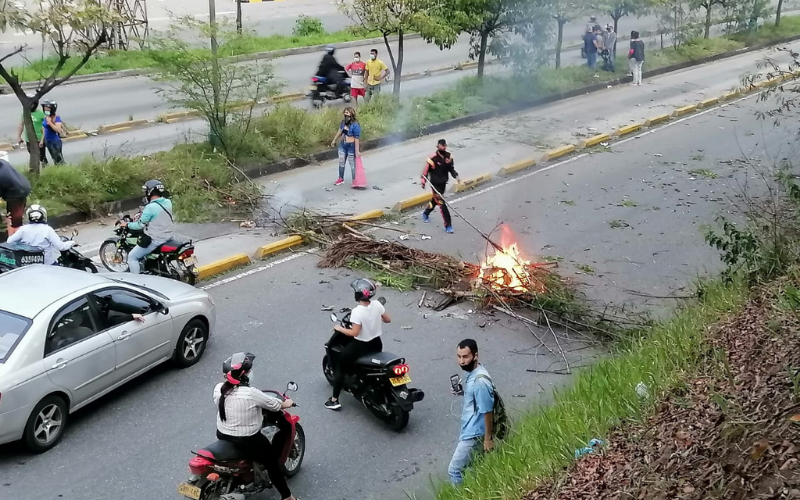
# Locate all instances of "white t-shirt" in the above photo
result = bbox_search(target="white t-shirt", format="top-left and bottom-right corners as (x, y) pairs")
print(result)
(350, 300), (385, 342)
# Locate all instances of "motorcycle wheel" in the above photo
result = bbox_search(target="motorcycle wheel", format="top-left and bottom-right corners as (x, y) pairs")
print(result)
(282, 423), (305, 477)
(343, 94), (352, 103)
(312, 99), (323, 108)
(322, 355), (336, 386)
(99, 241), (129, 272)
(83, 261), (99, 273)
(386, 403), (410, 432)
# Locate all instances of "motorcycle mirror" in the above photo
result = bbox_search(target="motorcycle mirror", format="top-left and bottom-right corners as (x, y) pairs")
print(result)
(71, 229), (79, 238)
(286, 381), (299, 392)
(377, 297), (386, 305)
(117, 211), (124, 219)
(330, 313), (338, 322)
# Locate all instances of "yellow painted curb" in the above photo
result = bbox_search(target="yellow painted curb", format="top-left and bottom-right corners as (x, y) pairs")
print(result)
(498, 158), (536, 176)
(392, 192), (432, 212)
(159, 110), (200, 123)
(273, 92), (306, 104)
(454, 173), (492, 193)
(672, 104), (698, 117)
(197, 253), (251, 280)
(616, 123), (642, 136)
(253, 235), (304, 260)
(348, 209), (384, 221)
(545, 144), (576, 161)
(98, 119), (149, 134)
(0, 142), (13, 152)
(63, 133), (88, 142)
(698, 97), (720, 109)
(720, 89), (740, 101)
(578, 133), (611, 148)
(644, 114), (670, 127)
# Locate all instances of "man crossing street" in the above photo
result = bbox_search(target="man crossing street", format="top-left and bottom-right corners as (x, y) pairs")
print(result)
(421, 139), (460, 234)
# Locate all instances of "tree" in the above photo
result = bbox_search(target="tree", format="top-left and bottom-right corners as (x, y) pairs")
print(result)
(148, 17), (280, 164)
(691, 0), (725, 38)
(340, 0), (456, 96)
(551, 0), (587, 68)
(775, 0), (784, 25)
(599, 0), (647, 55)
(0, 0), (122, 174)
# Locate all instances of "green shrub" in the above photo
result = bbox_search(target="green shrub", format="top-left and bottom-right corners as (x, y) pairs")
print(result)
(292, 16), (325, 37)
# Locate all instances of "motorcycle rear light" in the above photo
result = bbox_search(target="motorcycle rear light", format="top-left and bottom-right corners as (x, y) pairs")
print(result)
(207, 473), (220, 482)
(393, 364), (410, 376)
(311, 77), (319, 82)
(189, 455), (214, 475)
(178, 249), (195, 260)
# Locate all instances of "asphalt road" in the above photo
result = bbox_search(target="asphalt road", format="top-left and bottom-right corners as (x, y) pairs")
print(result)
(0, 86), (795, 500)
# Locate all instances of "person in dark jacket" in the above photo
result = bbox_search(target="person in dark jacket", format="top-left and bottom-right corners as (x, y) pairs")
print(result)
(421, 139), (461, 234)
(628, 31), (645, 86)
(317, 45), (345, 94)
(0, 159), (32, 238)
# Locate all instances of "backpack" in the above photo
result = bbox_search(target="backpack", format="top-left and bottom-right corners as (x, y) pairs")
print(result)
(473, 373), (510, 441)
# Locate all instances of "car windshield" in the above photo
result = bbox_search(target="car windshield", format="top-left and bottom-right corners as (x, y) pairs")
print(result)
(107, 277), (170, 301)
(0, 310), (33, 363)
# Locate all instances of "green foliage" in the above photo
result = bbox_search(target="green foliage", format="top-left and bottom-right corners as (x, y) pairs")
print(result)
(292, 15), (325, 37)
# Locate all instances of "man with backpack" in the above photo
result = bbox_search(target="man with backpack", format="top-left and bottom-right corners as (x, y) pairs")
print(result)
(448, 339), (508, 485)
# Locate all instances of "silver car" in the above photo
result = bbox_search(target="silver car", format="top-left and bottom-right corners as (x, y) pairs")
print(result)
(0, 265), (216, 453)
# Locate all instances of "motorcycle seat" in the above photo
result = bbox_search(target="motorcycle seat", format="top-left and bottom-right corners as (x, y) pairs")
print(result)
(197, 440), (246, 462)
(355, 351), (403, 368)
(156, 237), (190, 253)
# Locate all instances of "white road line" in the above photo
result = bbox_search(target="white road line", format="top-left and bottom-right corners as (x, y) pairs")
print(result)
(203, 91), (759, 290)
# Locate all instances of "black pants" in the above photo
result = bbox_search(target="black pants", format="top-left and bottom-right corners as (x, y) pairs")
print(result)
(216, 428), (292, 499)
(333, 336), (383, 399)
(46, 139), (64, 165)
(26, 141), (48, 165)
(423, 183), (451, 228)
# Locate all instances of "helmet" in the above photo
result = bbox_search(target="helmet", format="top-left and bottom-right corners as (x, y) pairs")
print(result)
(325, 45), (335, 55)
(350, 278), (376, 302)
(222, 352), (255, 385)
(143, 179), (165, 199)
(41, 100), (57, 112)
(26, 204), (47, 224)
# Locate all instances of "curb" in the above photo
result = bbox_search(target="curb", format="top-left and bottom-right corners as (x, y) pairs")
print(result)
(454, 173), (492, 193)
(392, 192), (431, 213)
(348, 209), (384, 221)
(497, 158), (536, 176)
(672, 104), (698, 117)
(98, 119), (150, 135)
(197, 253), (251, 280)
(616, 123), (643, 137)
(252, 234), (304, 260)
(643, 114), (670, 127)
(545, 144), (576, 161)
(578, 133), (611, 149)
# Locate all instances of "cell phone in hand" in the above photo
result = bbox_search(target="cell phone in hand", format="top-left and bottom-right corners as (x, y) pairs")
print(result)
(450, 374), (463, 395)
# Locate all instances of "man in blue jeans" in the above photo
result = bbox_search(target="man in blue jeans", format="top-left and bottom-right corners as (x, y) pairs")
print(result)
(122, 179), (174, 274)
(585, 26), (601, 72)
(448, 338), (494, 485)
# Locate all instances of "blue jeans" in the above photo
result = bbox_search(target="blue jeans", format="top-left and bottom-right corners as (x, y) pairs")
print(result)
(128, 240), (162, 274)
(338, 143), (356, 180)
(448, 437), (482, 485)
(586, 51), (597, 69)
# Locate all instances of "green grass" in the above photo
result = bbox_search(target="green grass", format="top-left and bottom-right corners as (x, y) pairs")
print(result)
(433, 277), (748, 500)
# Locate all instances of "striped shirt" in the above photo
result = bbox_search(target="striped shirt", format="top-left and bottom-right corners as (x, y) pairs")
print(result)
(213, 383), (282, 437)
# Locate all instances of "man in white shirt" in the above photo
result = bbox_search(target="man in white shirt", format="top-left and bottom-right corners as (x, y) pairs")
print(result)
(7, 204), (74, 265)
(325, 278), (391, 410)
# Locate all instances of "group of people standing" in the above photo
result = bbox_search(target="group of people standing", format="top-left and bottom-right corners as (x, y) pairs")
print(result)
(16, 96), (66, 166)
(583, 16), (646, 86)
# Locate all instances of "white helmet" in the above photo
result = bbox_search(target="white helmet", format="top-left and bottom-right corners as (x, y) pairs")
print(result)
(27, 204), (47, 224)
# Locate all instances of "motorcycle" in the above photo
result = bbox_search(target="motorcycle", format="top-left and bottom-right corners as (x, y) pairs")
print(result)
(323, 297), (425, 432)
(308, 70), (352, 108)
(98, 211), (199, 285)
(0, 229), (97, 273)
(179, 382), (305, 500)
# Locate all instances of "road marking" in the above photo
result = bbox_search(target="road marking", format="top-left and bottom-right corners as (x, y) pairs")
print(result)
(203, 91), (758, 290)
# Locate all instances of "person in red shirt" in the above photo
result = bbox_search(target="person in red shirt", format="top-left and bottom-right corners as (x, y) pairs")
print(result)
(345, 51), (367, 105)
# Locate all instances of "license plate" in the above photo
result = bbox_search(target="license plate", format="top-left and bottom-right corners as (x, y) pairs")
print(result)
(390, 374), (411, 387)
(183, 256), (197, 266)
(177, 483), (201, 500)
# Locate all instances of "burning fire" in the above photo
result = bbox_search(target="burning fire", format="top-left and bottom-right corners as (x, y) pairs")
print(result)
(478, 242), (534, 293)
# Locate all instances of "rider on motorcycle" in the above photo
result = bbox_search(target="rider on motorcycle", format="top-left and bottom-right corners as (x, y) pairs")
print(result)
(325, 278), (391, 411)
(317, 45), (346, 94)
(214, 352), (298, 500)
(122, 179), (174, 274)
(7, 204), (74, 265)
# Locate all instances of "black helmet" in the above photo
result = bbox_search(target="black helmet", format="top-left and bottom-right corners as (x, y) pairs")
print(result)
(350, 278), (376, 302)
(41, 100), (57, 112)
(143, 179), (165, 199)
(223, 352), (255, 385)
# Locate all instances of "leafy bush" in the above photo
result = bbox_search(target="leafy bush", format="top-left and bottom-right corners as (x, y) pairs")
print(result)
(292, 16), (325, 37)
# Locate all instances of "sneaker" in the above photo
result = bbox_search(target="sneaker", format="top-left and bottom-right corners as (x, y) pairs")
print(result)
(422, 212), (430, 223)
(324, 398), (342, 410)
(445, 226), (454, 234)
(334, 178), (344, 186)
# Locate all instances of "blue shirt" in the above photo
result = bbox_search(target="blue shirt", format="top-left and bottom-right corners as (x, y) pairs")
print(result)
(43, 115), (62, 143)
(339, 121), (361, 139)
(460, 365), (494, 440)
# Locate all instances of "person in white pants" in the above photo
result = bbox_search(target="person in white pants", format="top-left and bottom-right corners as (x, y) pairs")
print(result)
(628, 30), (645, 86)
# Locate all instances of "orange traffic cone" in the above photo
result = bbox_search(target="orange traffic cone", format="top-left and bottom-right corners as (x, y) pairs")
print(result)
(352, 156), (367, 189)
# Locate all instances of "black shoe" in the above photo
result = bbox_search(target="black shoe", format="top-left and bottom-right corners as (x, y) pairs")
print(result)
(325, 398), (342, 410)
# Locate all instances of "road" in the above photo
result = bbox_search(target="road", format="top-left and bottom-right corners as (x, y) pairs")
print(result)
(1, 47), (796, 500)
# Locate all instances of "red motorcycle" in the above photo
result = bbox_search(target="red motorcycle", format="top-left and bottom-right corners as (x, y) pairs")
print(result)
(178, 382), (305, 500)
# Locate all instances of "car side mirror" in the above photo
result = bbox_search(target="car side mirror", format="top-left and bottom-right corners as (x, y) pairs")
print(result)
(286, 381), (298, 392)
(330, 313), (338, 322)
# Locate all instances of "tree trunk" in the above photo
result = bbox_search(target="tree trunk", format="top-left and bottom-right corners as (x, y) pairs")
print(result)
(477, 30), (488, 78)
(704, 5), (712, 38)
(613, 16), (621, 58)
(236, 0), (242, 34)
(22, 111), (41, 175)
(393, 30), (404, 97)
(555, 20), (565, 69)
(776, 0), (784, 26)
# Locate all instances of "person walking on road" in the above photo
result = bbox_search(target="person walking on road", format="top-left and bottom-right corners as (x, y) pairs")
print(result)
(629, 31), (645, 86)
(0, 159), (32, 239)
(330, 107), (361, 186)
(15, 95), (48, 167)
(448, 339), (495, 486)
(364, 48), (389, 103)
(41, 101), (65, 164)
(345, 51), (367, 105)
(602, 24), (617, 72)
(421, 139), (460, 234)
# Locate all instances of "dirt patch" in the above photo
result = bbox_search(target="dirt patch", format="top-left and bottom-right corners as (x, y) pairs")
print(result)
(524, 277), (800, 500)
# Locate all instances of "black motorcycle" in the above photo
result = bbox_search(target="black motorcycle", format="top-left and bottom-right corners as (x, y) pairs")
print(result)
(0, 229), (97, 273)
(323, 298), (425, 431)
(98, 212), (199, 285)
(308, 70), (352, 108)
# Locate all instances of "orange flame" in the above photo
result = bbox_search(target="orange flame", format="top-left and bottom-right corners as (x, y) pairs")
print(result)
(478, 242), (532, 292)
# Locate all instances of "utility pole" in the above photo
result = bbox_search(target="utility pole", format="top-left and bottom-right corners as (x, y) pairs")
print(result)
(208, 0), (222, 145)
(236, 0), (243, 34)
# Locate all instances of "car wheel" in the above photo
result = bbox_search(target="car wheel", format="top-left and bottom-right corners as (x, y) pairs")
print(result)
(173, 318), (208, 368)
(23, 395), (68, 453)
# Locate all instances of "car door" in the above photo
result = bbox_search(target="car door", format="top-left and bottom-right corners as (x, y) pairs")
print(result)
(43, 297), (117, 408)
(90, 288), (174, 384)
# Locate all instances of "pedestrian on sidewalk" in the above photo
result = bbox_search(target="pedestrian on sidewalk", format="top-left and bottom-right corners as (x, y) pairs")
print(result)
(330, 107), (361, 186)
(364, 48), (389, 103)
(15, 95), (48, 167)
(0, 158), (32, 239)
(345, 51), (367, 106)
(41, 101), (65, 164)
(448, 339), (495, 486)
(602, 24), (617, 72)
(628, 31), (645, 86)
(585, 26), (601, 74)
(421, 139), (460, 234)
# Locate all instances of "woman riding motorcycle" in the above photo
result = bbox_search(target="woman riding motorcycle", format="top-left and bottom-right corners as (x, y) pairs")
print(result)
(7, 204), (74, 265)
(213, 352), (298, 500)
(325, 278), (391, 411)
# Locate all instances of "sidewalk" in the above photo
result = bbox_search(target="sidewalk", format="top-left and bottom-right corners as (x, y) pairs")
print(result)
(62, 39), (798, 272)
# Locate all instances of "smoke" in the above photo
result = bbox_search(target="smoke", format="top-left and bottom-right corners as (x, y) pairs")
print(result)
(267, 183), (305, 213)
